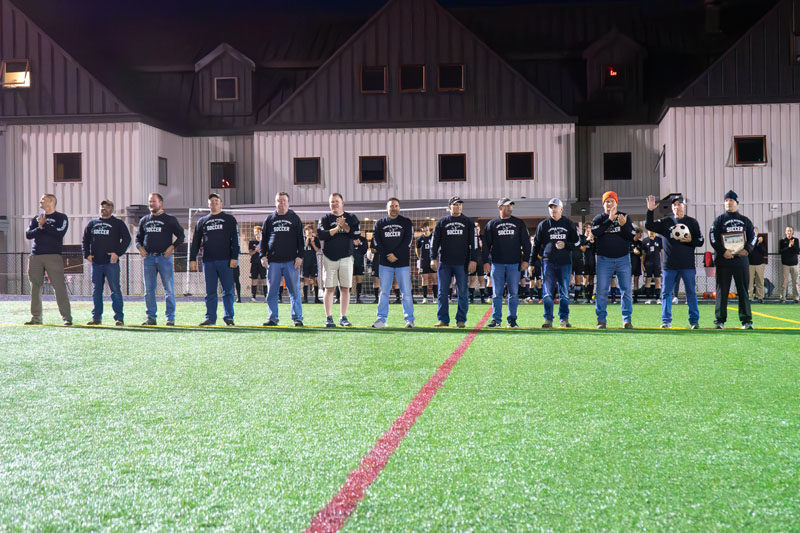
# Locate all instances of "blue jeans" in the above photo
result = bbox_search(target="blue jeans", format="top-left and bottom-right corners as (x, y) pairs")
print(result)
(377, 264), (414, 323)
(203, 260), (235, 323)
(661, 269), (699, 325)
(437, 263), (468, 324)
(91, 262), (123, 322)
(542, 261), (572, 322)
(490, 263), (521, 323)
(267, 261), (302, 324)
(143, 255), (175, 322)
(595, 255), (632, 324)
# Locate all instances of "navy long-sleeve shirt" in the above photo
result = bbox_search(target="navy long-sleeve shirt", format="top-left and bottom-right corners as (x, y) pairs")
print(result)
(136, 212), (185, 255)
(483, 216), (531, 265)
(416, 234), (432, 262)
(190, 212), (240, 262)
(82, 216), (132, 264)
(591, 212), (636, 258)
(709, 211), (756, 266)
(645, 210), (704, 270)
(259, 210), (303, 263)
(26, 211), (69, 255)
(431, 214), (479, 266)
(749, 237), (767, 266)
(532, 217), (579, 265)
(317, 212), (361, 261)
(373, 215), (414, 267)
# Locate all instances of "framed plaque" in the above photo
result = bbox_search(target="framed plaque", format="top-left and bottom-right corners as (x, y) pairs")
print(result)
(722, 231), (745, 254)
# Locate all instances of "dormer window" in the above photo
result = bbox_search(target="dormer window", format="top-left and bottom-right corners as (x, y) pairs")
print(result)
(214, 77), (239, 101)
(602, 65), (626, 89)
(0, 59), (30, 88)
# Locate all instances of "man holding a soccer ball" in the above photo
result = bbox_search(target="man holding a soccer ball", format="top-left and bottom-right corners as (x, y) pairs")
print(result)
(645, 194), (703, 329)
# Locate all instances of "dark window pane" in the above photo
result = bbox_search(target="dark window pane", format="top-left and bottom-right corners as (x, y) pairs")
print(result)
(158, 157), (168, 186)
(506, 152), (534, 180)
(295, 158), (320, 184)
(438, 64), (464, 91)
(211, 162), (236, 189)
(734, 137), (767, 165)
(400, 65), (425, 92)
(360, 156), (386, 183)
(361, 66), (386, 93)
(439, 154), (466, 181)
(603, 152), (632, 180)
(54, 153), (81, 182)
(215, 77), (238, 100)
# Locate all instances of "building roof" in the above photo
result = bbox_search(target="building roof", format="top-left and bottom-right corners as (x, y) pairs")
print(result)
(3, 0), (782, 134)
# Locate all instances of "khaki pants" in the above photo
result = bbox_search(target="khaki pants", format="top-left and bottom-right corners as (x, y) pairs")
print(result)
(29, 254), (72, 322)
(748, 264), (765, 300)
(781, 264), (799, 301)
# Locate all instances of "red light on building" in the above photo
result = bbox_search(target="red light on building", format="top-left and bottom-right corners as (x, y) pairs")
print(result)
(607, 66), (619, 77)
(221, 178), (231, 188)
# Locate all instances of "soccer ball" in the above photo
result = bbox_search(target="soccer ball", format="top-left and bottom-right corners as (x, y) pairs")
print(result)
(671, 224), (691, 241)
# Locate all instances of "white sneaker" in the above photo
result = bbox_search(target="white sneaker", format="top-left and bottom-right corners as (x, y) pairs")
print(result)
(405, 321), (414, 328)
(421, 298), (428, 304)
(371, 320), (387, 328)
(250, 297), (257, 302)
(672, 297), (679, 304)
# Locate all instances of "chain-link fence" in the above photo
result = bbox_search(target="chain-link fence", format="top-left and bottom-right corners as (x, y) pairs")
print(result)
(0, 251), (790, 300)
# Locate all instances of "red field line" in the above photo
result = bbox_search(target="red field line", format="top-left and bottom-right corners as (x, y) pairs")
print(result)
(305, 308), (493, 533)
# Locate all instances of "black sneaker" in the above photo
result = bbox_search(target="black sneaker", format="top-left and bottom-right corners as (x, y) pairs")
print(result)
(62, 320), (73, 326)
(596, 322), (607, 329)
(115, 320), (124, 326)
(263, 320), (278, 327)
(24, 319), (42, 325)
(741, 322), (754, 330)
(339, 316), (353, 327)
(508, 319), (519, 328)
(165, 320), (175, 326)
(325, 316), (336, 328)
(714, 321), (725, 329)
(689, 323), (699, 330)
(293, 319), (304, 327)
(223, 318), (235, 326)
(487, 320), (501, 328)
(623, 322), (633, 329)
(142, 317), (157, 326)
(199, 320), (215, 326)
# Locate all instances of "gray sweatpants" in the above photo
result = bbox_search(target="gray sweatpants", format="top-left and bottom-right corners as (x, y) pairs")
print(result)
(29, 254), (72, 322)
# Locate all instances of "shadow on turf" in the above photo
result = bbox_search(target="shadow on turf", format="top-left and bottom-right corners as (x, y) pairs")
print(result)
(32, 323), (800, 335)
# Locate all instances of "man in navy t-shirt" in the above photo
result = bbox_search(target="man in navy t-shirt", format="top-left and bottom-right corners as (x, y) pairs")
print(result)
(82, 199), (132, 325)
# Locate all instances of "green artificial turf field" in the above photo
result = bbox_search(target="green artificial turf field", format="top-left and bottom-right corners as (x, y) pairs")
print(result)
(1, 299), (798, 530)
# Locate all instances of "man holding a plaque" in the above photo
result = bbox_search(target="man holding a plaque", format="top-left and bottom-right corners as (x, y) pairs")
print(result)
(709, 190), (756, 329)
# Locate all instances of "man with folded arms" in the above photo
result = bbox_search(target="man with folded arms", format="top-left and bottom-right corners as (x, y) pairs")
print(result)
(82, 200), (131, 326)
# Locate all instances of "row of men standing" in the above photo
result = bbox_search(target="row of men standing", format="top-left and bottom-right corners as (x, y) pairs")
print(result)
(25, 188), (760, 329)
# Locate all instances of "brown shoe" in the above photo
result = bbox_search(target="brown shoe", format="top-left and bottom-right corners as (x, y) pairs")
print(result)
(434, 321), (449, 327)
(86, 319), (102, 325)
(456, 321), (466, 328)
(596, 322), (607, 329)
(623, 322), (633, 329)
